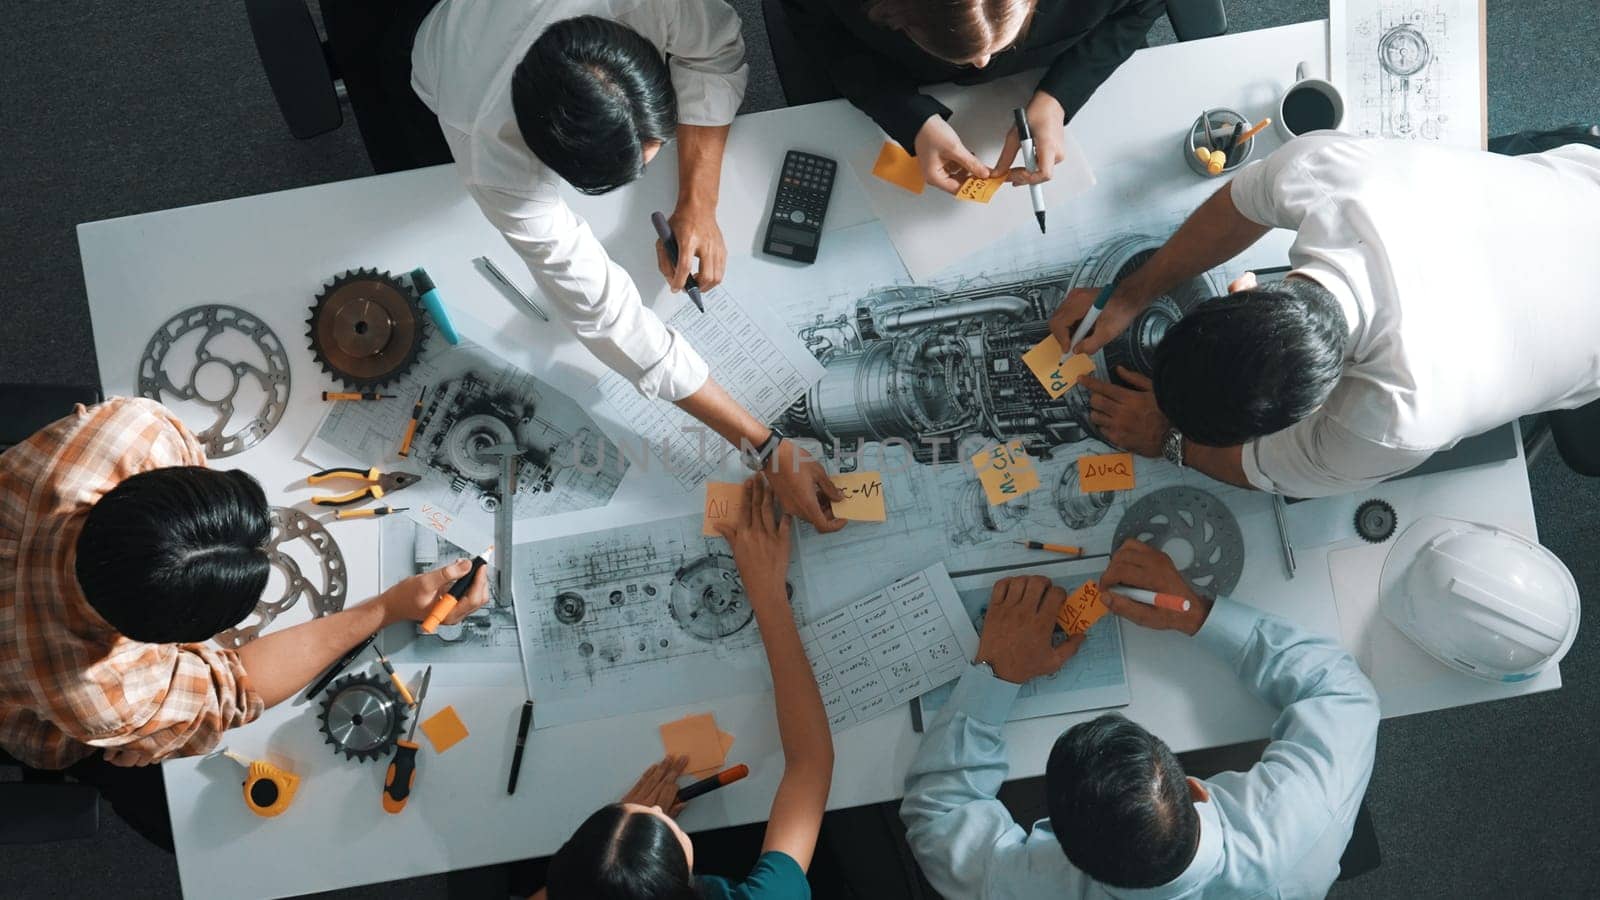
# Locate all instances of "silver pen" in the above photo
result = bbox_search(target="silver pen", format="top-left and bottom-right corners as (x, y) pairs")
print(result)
(474, 256), (550, 322)
(1272, 495), (1296, 579)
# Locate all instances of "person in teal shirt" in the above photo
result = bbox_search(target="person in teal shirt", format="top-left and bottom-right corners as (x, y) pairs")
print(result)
(535, 478), (831, 900)
(901, 538), (1381, 898)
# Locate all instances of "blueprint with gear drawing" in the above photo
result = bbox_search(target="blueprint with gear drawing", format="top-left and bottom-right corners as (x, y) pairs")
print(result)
(303, 311), (627, 553)
(375, 515), (522, 669)
(1330, 0), (1485, 148)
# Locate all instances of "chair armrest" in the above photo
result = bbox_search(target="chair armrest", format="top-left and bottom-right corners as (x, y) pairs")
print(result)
(0, 384), (102, 451)
(1167, 0), (1228, 42)
(245, 0), (342, 138)
(0, 784), (101, 844)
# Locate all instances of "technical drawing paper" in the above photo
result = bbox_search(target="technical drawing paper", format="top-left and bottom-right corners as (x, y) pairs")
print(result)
(1330, 0), (1486, 148)
(594, 283), (825, 491)
(844, 70), (1098, 280)
(303, 311), (626, 552)
(376, 515), (522, 674)
(802, 564), (977, 733)
(511, 498), (810, 729)
(917, 559), (1130, 722)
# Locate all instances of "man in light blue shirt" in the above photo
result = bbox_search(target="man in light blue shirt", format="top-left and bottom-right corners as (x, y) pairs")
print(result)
(901, 539), (1380, 899)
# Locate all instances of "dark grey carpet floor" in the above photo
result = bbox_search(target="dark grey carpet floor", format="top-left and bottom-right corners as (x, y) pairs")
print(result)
(2, 1), (1597, 897)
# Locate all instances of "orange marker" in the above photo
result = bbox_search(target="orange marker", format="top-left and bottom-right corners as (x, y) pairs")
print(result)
(1234, 117), (1272, 145)
(398, 388), (425, 458)
(420, 548), (492, 634)
(677, 764), (750, 803)
(1014, 540), (1082, 556)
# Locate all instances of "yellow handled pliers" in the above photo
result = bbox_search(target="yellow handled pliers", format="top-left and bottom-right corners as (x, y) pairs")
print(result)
(308, 467), (421, 507)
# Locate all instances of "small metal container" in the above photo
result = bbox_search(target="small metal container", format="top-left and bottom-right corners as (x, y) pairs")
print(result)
(1184, 108), (1255, 177)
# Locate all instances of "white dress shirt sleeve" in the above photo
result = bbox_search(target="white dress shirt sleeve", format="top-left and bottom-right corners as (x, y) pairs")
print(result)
(644, 0), (749, 126)
(1195, 599), (1380, 891)
(1227, 134), (1348, 230)
(1243, 409), (1434, 497)
(468, 183), (710, 401)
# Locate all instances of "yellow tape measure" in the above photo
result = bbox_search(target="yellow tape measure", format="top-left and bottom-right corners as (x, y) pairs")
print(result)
(222, 751), (301, 818)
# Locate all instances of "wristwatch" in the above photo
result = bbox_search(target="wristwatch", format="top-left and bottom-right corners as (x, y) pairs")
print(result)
(742, 426), (785, 471)
(972, 659), (996, 678)
(1161, 428), (1185, 469)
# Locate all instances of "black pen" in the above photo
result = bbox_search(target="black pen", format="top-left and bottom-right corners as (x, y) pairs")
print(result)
(507, 699), (535, 794)
(303, 633), (377, 701)
(651, 211), (705, 312)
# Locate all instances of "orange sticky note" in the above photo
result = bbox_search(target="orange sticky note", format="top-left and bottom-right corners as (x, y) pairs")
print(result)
(660, 713), (734, 774)
(970, 441), (1042, 505)
(1056, 581), (1109, 635)
(692, 731), (737, 780)
(419, 705), (469, 754)
(872, 142), (925, 194)
(1021, 335), (1095, 399)
(831, 471), (887, 522)
(703, 481), (745, 536)
(954, 176), (1005, 203)
(1078, 452), (1137, 492)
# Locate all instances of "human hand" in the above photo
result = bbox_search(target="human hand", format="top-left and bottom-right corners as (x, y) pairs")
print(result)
(994, 91), (1067, 186)
(763, 440), (847, 534)
(913, 114), (992, 195)
(621, 755), (690, 818)
(714, 477), (794, 604)
(378, 558), (489, 628)
(1097, 539), (1213, 636)
(1082, 366), (1170, 457)
(1049, 286), (1144, 355)
(657, 202), (726, 292)
(975, 575), (1085, 684)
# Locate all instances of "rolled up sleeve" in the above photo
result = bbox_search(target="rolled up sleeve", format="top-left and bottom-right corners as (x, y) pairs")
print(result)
(78, 643), (263, 766)
(471, 184), (711, 401)
(652, 0), (749, 125)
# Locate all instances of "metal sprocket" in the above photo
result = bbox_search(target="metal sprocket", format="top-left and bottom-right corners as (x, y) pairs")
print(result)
(307, 268), (428, 388)
(317, 673), (406, 762)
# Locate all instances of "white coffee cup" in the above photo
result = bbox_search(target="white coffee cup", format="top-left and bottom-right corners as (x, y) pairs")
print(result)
(1276, 61), (1345, 140)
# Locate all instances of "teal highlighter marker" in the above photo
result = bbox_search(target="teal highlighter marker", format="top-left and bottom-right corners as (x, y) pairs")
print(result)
(410, 267), (459, 345)
(1067, 283), (1118, 354)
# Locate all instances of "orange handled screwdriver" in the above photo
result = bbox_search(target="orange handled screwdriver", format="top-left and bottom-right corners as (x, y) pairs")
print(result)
(383, 666), (431, 814)
(420, 549), (492, 634)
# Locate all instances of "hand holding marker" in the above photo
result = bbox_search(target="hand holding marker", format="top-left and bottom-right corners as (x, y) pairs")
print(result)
(420, 549), (492, 634)
(1067, 283), (1118, 354)
(652, 211), (705, 312)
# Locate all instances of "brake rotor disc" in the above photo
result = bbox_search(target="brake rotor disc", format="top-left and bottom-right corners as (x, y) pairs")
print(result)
(1113, 487), (1244, 595)
(214, 507), (347, 649)
(307, 269), (427, 388)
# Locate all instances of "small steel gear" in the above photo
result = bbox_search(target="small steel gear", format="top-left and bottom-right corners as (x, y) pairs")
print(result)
(307, 268), (428, 388)
(317, 673), (406, 762)
(1354, 499), (1398, 543)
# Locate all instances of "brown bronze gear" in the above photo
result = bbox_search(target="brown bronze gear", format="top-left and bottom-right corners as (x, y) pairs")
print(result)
(307, 268), (428, 388)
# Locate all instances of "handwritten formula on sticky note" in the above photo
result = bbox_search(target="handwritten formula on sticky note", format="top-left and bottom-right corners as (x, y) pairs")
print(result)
(1078, 453), (1136, 492)
(872, 141), (925, 194)
(1056, 581), (1108, 635)
(970, 441), (1041, 505)
(702, 481), (746, 535)
(1021, 335), (1095, 399)
(954, 175), (1005, 203)
(831, 471), (887, 522)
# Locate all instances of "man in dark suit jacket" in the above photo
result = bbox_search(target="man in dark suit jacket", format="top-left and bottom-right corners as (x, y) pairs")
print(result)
(779, 0), (1162, 193)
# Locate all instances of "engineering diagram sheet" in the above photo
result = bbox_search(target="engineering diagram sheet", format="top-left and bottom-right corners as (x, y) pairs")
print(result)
(376, 515), (522, 670)
(1330, 0), (1486, 148)
(916, 560), (1130, 724)
(303, 316), (626, 552)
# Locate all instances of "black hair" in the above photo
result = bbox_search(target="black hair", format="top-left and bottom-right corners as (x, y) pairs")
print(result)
(511, 16), (677, 195)
(546, 804), (698, 900)
(74, 466), (270, 644)
(1152, 277), (1347, 447)
(1046, 714), (1200, 888)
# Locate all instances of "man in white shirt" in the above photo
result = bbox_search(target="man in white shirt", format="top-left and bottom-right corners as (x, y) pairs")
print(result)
(411, 0), (845, 527)
(1053, 133), (1600, 497)
(901, 540), (1379, 898)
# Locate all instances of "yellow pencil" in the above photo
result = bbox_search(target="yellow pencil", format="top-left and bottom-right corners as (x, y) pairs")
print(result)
(1014, 540), (1082, 556)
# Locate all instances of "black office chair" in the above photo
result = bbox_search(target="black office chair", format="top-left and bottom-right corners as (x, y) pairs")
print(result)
(762, 0), (1229, 108)
(1, 383), (105, 844)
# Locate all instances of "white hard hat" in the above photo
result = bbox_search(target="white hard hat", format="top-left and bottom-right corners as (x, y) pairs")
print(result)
(1379, 516), (1579, 683)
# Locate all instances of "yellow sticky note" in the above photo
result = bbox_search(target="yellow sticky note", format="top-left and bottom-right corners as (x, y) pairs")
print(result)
(1078, 452), (1137, 492)
(831, 471), (887, 522)
(1056, 581), (1109, 635)
(703, 481), (745, 536)
(1021, 335), (1095, 399)
(970, 441), (1042, 505)
(954, 175), (1005, 203)
(419, 705), (469, 754)
(660, 713), (733, 774)
(871, 141), (925, 194)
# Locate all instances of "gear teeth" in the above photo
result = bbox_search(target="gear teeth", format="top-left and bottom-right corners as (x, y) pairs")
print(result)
(316, 672), (406, 764)
(307, 268), (429, 389)
(1354, 499), (1398, 543)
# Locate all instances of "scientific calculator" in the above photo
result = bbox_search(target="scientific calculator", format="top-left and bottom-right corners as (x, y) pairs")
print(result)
(762, 150), (835, 264)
